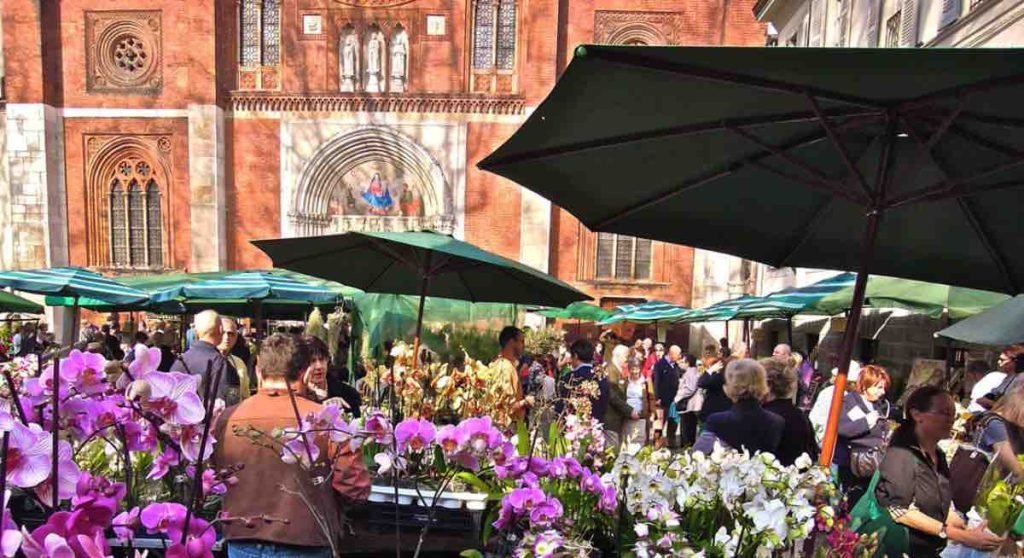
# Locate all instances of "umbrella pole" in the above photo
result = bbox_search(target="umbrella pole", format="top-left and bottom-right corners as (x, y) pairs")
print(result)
(71, 296), (80, 347)
(819, 212), (881, 467)
(787, 316), (794, 345)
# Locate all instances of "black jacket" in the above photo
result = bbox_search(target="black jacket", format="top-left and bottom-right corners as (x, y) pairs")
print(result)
(559, 364), (608, 422)
(652, 358), (680, 409)
(835, 391), (889, 468)
(764, 399), (819, 466)
(703, 398), (784, 455)
(171, 340), (236, 401)
(698, 370), (731, 421)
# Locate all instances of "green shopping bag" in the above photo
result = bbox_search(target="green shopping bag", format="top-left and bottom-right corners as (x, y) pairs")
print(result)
(849, 470), (910, 558)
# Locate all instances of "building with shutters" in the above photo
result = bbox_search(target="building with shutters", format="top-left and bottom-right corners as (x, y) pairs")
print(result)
(755, 0), (1024, 48)
(0, 1), (765, 343)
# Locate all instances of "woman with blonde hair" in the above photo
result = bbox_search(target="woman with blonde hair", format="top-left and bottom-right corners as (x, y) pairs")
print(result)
(693, 359), (783, 455)
(762, 358), (818, 465)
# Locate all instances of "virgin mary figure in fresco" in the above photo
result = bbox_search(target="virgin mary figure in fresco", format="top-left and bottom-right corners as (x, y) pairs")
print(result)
(361, 173), (395, 215)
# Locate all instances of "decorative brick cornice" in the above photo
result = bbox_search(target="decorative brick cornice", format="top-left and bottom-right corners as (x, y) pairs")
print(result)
(227, 92), (526, 115)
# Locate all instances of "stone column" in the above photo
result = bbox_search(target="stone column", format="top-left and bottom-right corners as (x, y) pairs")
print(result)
(187, 104), (227, 272)
(520, 189), (552, 330)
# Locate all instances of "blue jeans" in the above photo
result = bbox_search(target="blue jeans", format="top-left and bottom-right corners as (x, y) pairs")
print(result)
(227, 541), (332, 558)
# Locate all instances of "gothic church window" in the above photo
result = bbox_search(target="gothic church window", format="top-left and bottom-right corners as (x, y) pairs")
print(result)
(471, 0), (518, 93)
(239, 0), (281, 89)
(107, 157), (163, 269)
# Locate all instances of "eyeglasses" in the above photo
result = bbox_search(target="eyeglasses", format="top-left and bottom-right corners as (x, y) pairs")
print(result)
(923, 410), (957, 419)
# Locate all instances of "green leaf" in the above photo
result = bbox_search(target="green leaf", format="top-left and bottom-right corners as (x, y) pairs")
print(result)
(459, 550), (484, 558)
(455, 471), (490, 494)
(516, 420), (529, 456)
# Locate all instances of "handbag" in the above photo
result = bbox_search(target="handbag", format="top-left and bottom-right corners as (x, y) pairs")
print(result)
(850, 446), (885, 478)
(849, 470), (910, 558)
(950, 414), (1000, 513)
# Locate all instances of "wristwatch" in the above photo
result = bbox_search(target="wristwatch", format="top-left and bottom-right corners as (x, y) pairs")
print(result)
(938, 524), (948, 539)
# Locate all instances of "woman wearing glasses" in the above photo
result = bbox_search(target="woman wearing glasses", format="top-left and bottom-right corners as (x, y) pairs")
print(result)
(875, 386), (1004, 557)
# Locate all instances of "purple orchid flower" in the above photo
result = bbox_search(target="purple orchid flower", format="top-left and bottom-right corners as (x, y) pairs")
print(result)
(201, 469), (227, 497)
(145, 372), (205, 426)
(492, 499), (516, 530)
(527, 457), (550, 476)
(61, 350), (108, 396)
(59, 399), (96, 442)
(0, 409), (13, 435)
(547, 457), (569, 479)
(363, 412), (393, 445)
(148, 448), (181, 480)
(506, 487), (546, 512)
(580, 469), (603, 495)
(528, 496), (564, 527)
(280, 430), (320, 468)
(496, 457), (529, 480)
(598, 484), (618, 513)
(75, 532), (111, 558)
(33, 440), (80, 505)
(394, 418), (436, 454)
(165, 517), (215, 558)
(72, 474), (127, 510)
(160, 424), (214, 463)
(140, 502), (189, 542)
(460, 417), (501, 455)
(373, 451), (407, 476)
(563, 457), (584, 479)
(490, 441), (513, 467)
(2, 491), (23, 558)
(19, 531), (74, 558)
(122, 419), (157, 453)
(436, 424), (466, 456)
(5, 422), (51, 489)
(111, 507), (140, 542)
(127, 344), (162, 379)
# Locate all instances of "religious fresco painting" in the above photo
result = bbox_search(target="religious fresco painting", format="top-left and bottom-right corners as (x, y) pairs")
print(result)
(327, 161), (425, 219)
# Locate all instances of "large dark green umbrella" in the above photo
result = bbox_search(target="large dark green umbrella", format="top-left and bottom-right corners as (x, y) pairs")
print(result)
(253, 231), (591, 365)
(479, 46), (1024, 465)
(936, 295), (1024, 346)
(0, 291), (43, 314)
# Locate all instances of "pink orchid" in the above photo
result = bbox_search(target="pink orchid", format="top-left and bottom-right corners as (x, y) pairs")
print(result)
(122, 419), (157, 452)
(160, 424), (214, 463)
(59, 399), (97, 442)
(280, 430), (320, 468)
(436, 424), (467, 456)
(394, 418), (435, 454)
(460, 417), (502, 455)
(374, 451), (407, 475)
(75, 532), (111, 558)
(140, 502), (188, 542)
(19, 531), (74, 558)
(145, 372), (205, 426)
(147, 448), (181, 480)
(364, 412), (393, 445)
(0, 409), (13, 434)
(201, 468), (227, 497)
(5, 422), (51, 489)
(34, 440), (80, 504)
(127, 344), (162, 379)
(165, 517), (215, 558)
(61, 351), (108, 396)
(2, 491), (22, 558)
(111, 507), (140, 542)
(91, 396), (130, 432)
(72, 473), (126, 510)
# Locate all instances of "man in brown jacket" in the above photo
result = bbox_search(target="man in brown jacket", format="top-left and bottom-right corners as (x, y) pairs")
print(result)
(214, 333), (370, 558)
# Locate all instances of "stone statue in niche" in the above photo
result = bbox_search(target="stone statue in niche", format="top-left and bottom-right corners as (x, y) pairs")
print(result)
(390, 27), (408, 93)
(340, 28), (359, 92)
(365, 27), (386, 93)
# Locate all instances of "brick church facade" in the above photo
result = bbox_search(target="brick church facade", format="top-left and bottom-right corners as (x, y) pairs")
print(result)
(0, 0), (763, 329)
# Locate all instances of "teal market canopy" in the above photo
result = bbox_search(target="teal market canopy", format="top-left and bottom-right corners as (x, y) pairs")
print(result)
(598, 300), (690, 325)
(0, 266), (148, 305)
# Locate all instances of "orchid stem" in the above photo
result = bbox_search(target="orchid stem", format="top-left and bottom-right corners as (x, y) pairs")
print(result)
(182, 360), (222, 545)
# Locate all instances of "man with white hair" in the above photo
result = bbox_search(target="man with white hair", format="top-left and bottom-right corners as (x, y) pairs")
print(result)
(772, 343), (792, 363)
(809, 361), (862, 442)
(172, 309), (236, 402)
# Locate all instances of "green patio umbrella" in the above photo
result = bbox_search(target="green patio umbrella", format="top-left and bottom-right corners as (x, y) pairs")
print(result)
(0, 266), (148, 306)
(936, 295), (1024, 346)
(533, 301), (614, 322)
(253, 231), (590, 366)
(598, 300), (689, 325)
(813, 274), (1009, 320)
(676, 295), (762, 323)
(479, 45), (1024, 466)
(0, 291), (43, 314)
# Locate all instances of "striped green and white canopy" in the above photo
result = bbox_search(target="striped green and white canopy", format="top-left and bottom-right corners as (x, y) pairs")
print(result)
(599, 300), (690, 325)
(675, 294), (764, 323)
(150, 270), (343, 304)
(0, 266), (148, 305)
(732, 273), (856, 319)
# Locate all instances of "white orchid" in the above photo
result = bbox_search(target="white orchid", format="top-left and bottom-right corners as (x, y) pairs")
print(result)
(742, 497), (789, 545)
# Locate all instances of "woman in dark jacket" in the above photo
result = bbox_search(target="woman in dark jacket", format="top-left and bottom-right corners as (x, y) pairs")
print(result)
(693, 359), (783, 455)
(836, 365), (892, 503)
(875, 386), (1003, 557)
(761, 358), (818, 466)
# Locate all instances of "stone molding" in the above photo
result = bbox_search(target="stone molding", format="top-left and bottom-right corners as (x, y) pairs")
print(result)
(228, 92), (525, 115)
(85, 10), (163, 94)
(332, 0), (416, 6)
(594, 10), (683, 45)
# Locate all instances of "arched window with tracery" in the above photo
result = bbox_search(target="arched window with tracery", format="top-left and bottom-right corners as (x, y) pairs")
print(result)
(106, 157), (164, 269)
(470, 0), (518, 94)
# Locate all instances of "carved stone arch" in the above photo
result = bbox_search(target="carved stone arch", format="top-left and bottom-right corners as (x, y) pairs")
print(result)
(605, 23), (667, 45)
(290, 126), (453, 236)
(86, 137), (172, 268)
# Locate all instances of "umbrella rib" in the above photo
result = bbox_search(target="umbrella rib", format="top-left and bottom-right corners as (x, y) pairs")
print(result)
(584, 48), (886, 110)
(455, 270), (478, 303)
(594, 128), (851, 229)
(363, 259), (399, 293)
(745, 159), (867, 206)
(956, 197), (1018, 293)
(956, 111), (1024, 130)
(726, 125), (868, 205)
(807, 93), (875, 202)
(898, 72), (1024, 112)
(479, 108), (879, 168)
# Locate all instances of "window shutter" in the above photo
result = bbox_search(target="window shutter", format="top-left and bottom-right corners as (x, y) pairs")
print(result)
(900, 0), (919, 47)
(614, 236), (634, 280)
(833, 0), (851, 46)
(596, 232), (614, 278)
(864, 0), (881, 46)
(635, 239), (653, 280)
(940, 0), (961, 27)
(809, 0), (825, 46)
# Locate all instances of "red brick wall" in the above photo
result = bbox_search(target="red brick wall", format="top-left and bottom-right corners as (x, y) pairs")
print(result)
(63, 118), (191, 270)
(226, 118), (281, 270)
(464, 121), (522, 258)
(3, 0), (45, 103)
